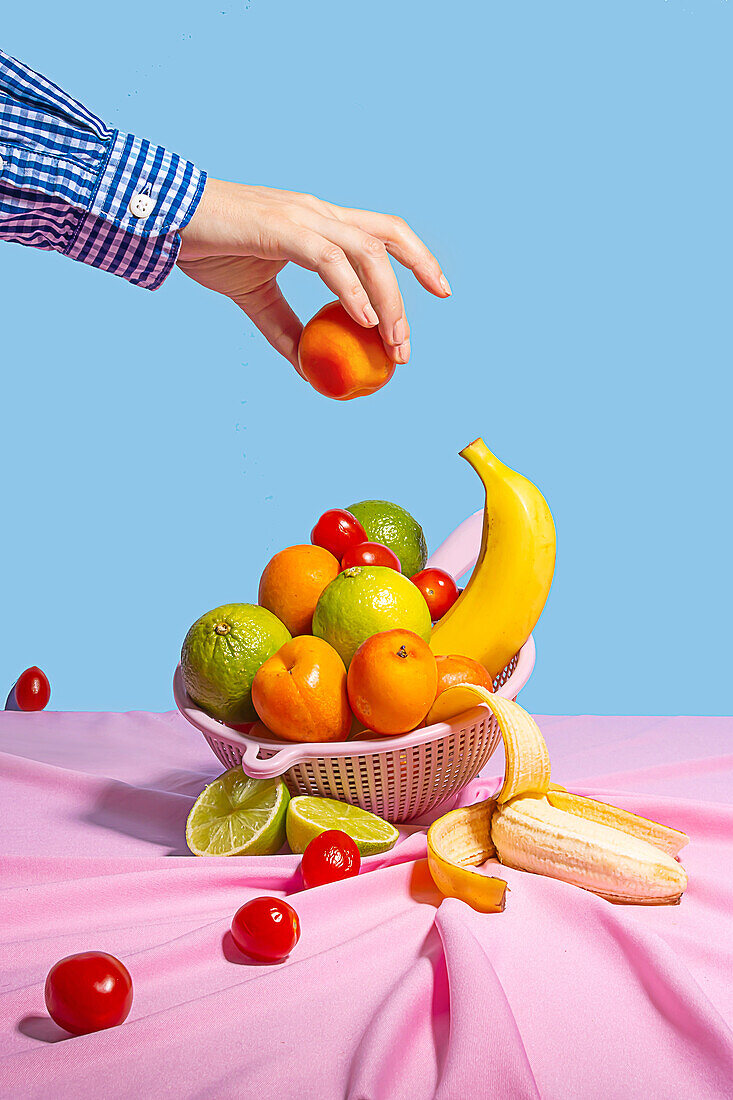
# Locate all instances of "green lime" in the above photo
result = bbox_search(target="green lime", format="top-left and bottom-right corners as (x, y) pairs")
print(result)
(347, 500), (428, 578)
(181, 603), (291, 724)
(312, 566), (432, 667)
(186, 767), (290, 856)
(286, 796), (400, 855)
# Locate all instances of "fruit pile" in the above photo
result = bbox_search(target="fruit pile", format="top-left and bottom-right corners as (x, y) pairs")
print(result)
(180, 438), (556, 742)
(177, 438), (689, 914)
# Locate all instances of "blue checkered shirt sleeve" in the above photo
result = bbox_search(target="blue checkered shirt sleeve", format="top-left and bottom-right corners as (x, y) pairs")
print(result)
(0, 48), (206, 289)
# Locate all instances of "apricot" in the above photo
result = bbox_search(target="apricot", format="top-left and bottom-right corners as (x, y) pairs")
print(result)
(347, 629), (438, 737)
(297, 300), (395, 400)
(251, 636), (351, 743)
(434, 654), (495, 699)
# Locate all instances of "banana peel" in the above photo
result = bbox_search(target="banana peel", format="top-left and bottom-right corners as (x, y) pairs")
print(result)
(545, 787), (688, 858)
(426, 685), (688, 911)
(427, 799), (506, 913)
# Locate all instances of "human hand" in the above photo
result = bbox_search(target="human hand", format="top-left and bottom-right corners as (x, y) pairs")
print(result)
(177, 179), (450, 372)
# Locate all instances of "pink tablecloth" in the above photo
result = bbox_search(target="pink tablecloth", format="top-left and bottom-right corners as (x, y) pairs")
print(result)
(1, 711), (731, 1099)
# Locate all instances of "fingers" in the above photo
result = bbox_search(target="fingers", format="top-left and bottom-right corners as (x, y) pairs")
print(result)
(206, 187), (452, 367)
(277, 218), (409, 364)
(307, 214), (410, 364)
(275, 226), (382, 333)
(234, 279), (304, 374)
(328, 207), (451, 300)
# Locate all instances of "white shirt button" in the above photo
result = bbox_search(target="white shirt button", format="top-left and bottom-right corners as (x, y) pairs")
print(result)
(129, 192), (156, 218)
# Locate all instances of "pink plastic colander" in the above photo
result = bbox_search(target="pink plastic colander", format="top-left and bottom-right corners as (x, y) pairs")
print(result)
(173, 510), (535, 823)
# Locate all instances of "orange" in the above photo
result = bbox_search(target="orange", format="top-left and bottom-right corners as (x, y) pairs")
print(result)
(258, 544), (340, 636)
(347, 629), (438, 736)
(297, 300), (396, 401)
(434, 654), (495, 699)
(251, 636), (351, 743)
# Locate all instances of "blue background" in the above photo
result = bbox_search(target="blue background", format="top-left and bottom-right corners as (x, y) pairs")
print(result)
(1, 1), (730, 715)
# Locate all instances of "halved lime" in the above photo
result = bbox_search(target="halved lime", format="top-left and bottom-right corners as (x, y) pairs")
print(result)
(286, 796), (399, 856)
(186, 767), (290, 856)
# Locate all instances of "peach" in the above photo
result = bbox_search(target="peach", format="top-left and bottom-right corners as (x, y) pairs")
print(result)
(251, 636), (351, 743)
(297, 300), (395, 400)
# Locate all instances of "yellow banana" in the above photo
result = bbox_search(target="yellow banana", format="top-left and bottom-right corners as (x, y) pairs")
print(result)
(429, 438), (556, 677)
(426, 687), (688, 910)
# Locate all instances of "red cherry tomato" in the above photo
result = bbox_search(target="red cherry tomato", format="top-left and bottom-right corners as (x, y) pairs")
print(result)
(340, 541), (401, 573)
(410, 568), (460, 621)
(230, 897), (300, 963)
(301, 829), (361, 889)
(225, 721), (255, 734)
(13, 667), (51, 711)
(311, 509), (367, 560)
(44, 952), (133, 1035)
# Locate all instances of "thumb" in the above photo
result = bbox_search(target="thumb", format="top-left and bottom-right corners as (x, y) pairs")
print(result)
(234, 279), (304, 375)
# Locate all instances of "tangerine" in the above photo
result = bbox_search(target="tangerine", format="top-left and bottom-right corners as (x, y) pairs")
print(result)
(259, 544), (340, 636)
(434, 654), (495, 699)
(347, 629), (438, 736)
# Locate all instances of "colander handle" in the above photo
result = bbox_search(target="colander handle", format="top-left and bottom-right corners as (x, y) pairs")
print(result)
(426, 508), (483, 580)
(239, 739), (306, 779)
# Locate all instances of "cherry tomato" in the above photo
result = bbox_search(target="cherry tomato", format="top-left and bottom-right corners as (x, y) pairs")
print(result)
(11, 667), (51, 712)
(230, 897), (300, 963)
(225, 721), (255, 734)
(311, 509), (367, 560)
(301, 829), (361, 889)
(44, 952), (133, 1035)
(340, 541), (401, 573)
(410, 568), (460, 621)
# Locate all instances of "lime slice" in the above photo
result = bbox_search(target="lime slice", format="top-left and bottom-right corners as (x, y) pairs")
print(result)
(186, 767), (290, 856)
(286, 796), (399, 856)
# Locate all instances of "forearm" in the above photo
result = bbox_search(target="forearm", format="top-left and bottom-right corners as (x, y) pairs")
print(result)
(0, 47), (448, 371)
(0, 47), (205, 289)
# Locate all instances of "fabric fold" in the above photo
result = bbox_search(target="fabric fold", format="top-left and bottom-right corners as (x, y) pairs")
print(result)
(0, 710), (731, 1098)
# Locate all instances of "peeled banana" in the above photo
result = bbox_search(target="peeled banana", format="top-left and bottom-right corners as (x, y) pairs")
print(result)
(492, 794), (687, 904)
(429, 439), (556, 678)
(426, 686), (688, 909)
